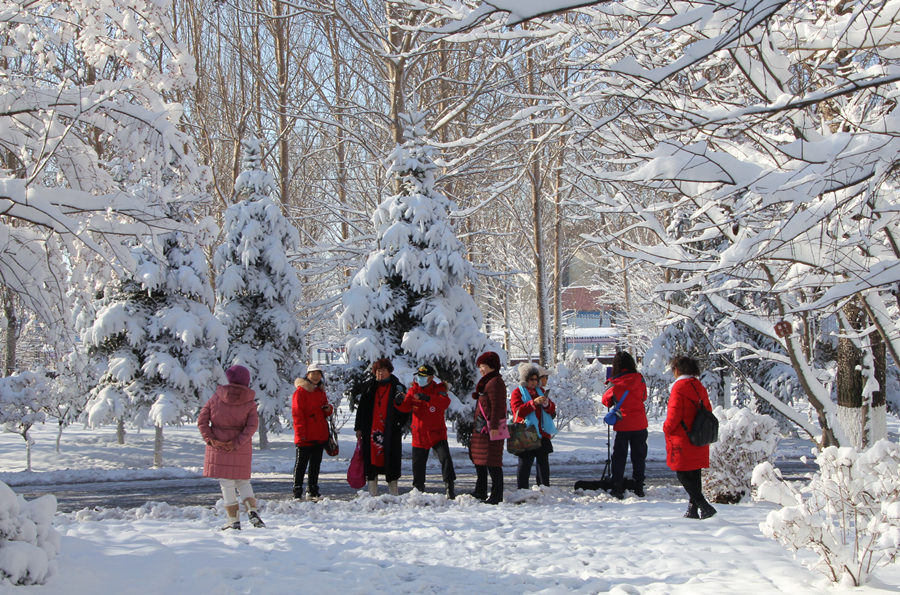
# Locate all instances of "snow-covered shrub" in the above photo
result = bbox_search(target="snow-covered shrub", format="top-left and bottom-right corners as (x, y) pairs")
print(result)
(752, 440), (900, 586)
(0, 482), (59, 586)
(705, 407), (779, 503)
(0, 372), (51, 471)
(544, 352), (607, 430)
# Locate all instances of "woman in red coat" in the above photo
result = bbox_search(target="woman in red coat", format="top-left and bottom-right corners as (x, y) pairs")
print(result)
(398, 364), (457, 498)
(469, 351), (506, 504)
(663, 356), (717, 519)
(510, 363), (557, 490)
(291, 363), (334, 500)
(198, 365), (264, 530)
(601, 351), (648, 499)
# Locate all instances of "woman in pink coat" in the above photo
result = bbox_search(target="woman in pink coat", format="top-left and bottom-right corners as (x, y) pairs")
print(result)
(663, 356), (717, 520)
(198, 365), (264, 530)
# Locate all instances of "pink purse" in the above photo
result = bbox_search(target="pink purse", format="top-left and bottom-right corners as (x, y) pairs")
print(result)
(478, 401), (510, 440)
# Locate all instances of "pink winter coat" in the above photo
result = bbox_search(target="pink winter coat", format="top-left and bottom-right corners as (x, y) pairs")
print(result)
(198, 384), (259, 480)
(663, 376), (711, 472)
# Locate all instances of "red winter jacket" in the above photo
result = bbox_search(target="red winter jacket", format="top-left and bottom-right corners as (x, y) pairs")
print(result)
(601, 372), (648, 432)
(510, 386), (557, 439)
(292, 378), (334, 446)
(198, 384), (259, 480)
(663, 376), (712, 471)
(398, 380), (451, 449)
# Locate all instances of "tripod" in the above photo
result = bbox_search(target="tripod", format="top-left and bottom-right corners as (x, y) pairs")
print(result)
(574, 424), (637, 493)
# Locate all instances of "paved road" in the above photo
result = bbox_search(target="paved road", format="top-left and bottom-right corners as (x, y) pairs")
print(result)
(14, 459), (817, 513)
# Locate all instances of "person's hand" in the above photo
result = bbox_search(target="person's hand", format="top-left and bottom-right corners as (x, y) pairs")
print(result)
(356, 430), (363, 441)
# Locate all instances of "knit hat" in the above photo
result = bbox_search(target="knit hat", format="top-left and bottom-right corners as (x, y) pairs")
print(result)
(225, 365), (251, 387)
(537, 365), (550, 378)
(307, 362), (324, 374)
(518, 363), (541, 383)
(476, 351), (501, 371)
(416, 364), (435, 377)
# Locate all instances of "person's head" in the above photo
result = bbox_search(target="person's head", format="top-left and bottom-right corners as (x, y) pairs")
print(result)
(372, 358), (393, 381)
(537, 365), (550, 387)
(611, 351), (637, 378)
(306, 362), (324, 384)
(415, 364), (435, 387)
(225, 365), (251, 387)
(476, 351), (501, 376)
(669, 355), (700, 378)
(518, 363), (541, 388)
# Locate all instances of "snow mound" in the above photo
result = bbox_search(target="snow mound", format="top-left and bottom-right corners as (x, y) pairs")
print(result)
(0, 481), (59, 586)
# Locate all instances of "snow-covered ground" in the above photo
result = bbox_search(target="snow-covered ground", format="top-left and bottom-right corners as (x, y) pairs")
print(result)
(2, 418), (898, 593)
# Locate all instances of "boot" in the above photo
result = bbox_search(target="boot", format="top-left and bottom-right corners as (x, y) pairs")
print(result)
(243, 498), (265, 528)
(412, 482), (425, 493)
(699, 502), (718, 520)
(293, 486), (303, 499)
(388, 480), (399, 496)
(446, 482), (456, 500)
(486, 482), (503, 505)
(307, 486), (320, 499)
(222, 504), (241, 530)
(633, 483), (645, 498)
(367, 480), (379, 496)
(684, 501), (700, 519)
(610, 481), (625, 500)
(471, 490), (487, 501)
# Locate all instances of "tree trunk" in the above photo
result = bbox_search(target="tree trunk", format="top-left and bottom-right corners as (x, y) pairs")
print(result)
(257, 412), (268, 450)
(836, 298), (866, 448)
(3, 286), (17, 376)
(116, 417), (126, 445)
(153, 425), (164, 468)
(56, 419), (64, 453)
(24, 427), (32, 472)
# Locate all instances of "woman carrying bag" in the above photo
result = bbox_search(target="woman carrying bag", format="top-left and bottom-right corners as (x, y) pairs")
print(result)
(510, 363), (557, 490)
(291, 363), (334, 500)
(601, 351), (648, 499)
(469, 351), (507, 504)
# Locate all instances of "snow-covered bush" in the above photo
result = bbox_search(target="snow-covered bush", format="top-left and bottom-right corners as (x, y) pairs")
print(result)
(705, 407), (779, 503)
(752, 441), (900, 586)
(0, 482), (59, 586)
(0, 372), (51, 472)
(542, 352), (607, 430)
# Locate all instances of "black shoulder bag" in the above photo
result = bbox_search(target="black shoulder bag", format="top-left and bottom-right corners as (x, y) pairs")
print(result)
(680, 384), (719, 447)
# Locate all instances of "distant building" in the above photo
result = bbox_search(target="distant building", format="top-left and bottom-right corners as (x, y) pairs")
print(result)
(561, 286), (621, 357)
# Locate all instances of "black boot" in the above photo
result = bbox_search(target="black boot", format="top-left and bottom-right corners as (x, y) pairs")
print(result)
(446, 482), (456, 500)
(293, 487), (303, 499)
(610, 481), (625, 500)
(684, 501), (700, 519)
(307, 486), (320, 499)
(633, 483), (645, 497)
(699, 502), (718, 520)
(412, 483), (425, 493)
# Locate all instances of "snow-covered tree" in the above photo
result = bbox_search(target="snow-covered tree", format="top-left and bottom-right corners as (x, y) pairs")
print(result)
(0, 372), (51, 472)
(340, 111), (497, 401)
(83, 230), (227, 464)
(706, 407), (780, 504)
(214, 136), (303, 449)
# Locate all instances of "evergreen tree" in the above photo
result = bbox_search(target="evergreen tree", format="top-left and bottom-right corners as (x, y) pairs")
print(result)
(214, 136), (303, 448)
(340, 111), (496, 402)
(83, 230), (227, 465)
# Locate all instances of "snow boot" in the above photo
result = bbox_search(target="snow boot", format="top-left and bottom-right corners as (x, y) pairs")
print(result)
(412, 482), (425, 493)
(293, 486), (303, 500)
(633, 483), (645, 498)
(243, 497), (266, 528)
(368, 480), (379, 496)
(446, 481), (456, 500)
(684, 502), (700, 519)
(388, 480), (399, 496)
(222, 504), (241, 530)
(699, 502), (718, 520)
(307, 486), (320, 500)
(610, 481), (625, 500)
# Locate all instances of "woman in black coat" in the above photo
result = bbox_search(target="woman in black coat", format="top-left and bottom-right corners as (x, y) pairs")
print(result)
(354, 358), (409, 496)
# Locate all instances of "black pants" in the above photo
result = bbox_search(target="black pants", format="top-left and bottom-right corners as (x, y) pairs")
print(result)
(516, 437), (553, 489)
(411, 440), (456, 489)
(474, 465), (503, 501)
(676, 469), (711, 507)
(293, 443), (324, 495)
(611, 429), (648, 485)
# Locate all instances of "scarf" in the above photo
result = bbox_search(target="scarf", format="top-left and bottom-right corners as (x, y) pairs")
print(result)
(369, 380), (391, 467)
(518, 385), (557, 437)
(474, 370), (500, 397)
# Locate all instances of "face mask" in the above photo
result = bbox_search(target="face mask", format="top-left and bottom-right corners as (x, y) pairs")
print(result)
(416, 376), (429, 387)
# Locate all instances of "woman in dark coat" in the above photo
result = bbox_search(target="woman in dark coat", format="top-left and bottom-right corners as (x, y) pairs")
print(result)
(663, 355), (717, 519)
(601, 351), (648, 499)
(354, 358), (409, 496)
(469, 351), (506, 504)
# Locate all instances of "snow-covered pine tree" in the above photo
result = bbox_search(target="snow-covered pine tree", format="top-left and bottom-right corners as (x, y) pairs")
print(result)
(83, 230), (227, 465)
(340, 111), (497, 419)
(214, 136), (303, 449)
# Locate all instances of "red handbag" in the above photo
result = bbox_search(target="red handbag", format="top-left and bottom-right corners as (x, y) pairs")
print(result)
(346, 439), (366, 489)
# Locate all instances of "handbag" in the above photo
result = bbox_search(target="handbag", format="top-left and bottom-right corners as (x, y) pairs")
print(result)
(325, 416), (339, 457)
(506, 422), (542, 455)
(478, 401), (510, 440)
(603, 389), (629, 426)
(346, 438), (366, 489)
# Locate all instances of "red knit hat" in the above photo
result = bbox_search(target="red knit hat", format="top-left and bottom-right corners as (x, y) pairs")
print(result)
(225, 365), (251, 387)
(476, 351), (500, 371)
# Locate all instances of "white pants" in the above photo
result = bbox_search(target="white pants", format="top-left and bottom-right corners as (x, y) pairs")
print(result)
(219, 479), (255, 506)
